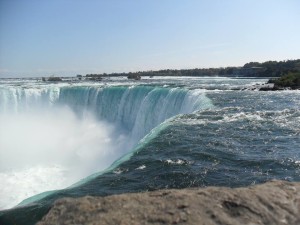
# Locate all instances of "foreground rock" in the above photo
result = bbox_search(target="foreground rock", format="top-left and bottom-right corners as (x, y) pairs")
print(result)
(38, 180), (300, 225)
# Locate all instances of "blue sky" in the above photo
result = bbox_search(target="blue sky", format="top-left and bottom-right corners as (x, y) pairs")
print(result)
(0, 0), (299, 77)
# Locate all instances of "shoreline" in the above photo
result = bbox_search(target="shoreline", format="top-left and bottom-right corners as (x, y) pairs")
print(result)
(37, 180), (300, 225)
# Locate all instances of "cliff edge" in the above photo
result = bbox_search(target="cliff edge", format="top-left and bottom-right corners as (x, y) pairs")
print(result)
(38, 180), (300, 225)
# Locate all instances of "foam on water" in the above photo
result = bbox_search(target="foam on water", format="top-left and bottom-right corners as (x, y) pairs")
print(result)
(0, 108), (126, 209)
(179, 108), (300, 129)
(0, 165), (67, 209)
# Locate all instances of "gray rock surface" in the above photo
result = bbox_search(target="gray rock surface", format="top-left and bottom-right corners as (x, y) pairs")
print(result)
(38, 180), (300, 225)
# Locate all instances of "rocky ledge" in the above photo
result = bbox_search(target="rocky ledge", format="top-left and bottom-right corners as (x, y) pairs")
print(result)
(38, 180), (300, 225)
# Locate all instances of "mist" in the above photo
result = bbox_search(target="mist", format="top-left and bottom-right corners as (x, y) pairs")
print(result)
(0, 107), (128, 209)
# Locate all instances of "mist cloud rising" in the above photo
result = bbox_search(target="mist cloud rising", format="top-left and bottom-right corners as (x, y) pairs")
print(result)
(0, 107), (128, 209)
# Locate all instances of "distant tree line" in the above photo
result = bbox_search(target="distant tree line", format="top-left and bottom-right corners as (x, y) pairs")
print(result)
(86, 59), (300, 78)
(242, 60), (300, 77)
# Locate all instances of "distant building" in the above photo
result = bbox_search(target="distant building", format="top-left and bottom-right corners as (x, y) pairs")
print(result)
(127, 73), (141, 80)
(42, 76), (62, 82)
(85, 74), (102, 81)
(47, 76), (62, 82)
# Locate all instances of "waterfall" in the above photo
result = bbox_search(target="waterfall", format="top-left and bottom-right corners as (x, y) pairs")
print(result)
(0, 83), (213, 209)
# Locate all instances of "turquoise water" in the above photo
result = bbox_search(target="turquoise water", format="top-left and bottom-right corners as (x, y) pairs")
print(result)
(0, 77), (299, 224)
